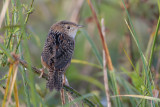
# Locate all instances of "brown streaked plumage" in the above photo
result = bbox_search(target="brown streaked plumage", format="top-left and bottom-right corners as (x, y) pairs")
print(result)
(41, 21), (83, 91)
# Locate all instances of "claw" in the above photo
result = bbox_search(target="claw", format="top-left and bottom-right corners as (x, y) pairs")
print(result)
(39, 68), (44, 78)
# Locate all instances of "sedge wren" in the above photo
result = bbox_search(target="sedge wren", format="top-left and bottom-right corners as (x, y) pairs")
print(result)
(41, 21), (83, 91)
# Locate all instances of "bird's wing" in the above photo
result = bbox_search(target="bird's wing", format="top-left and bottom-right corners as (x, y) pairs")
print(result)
(41, 31), (74, 70)
(41, 31), (56, 69)
(54, 34), (75, 70)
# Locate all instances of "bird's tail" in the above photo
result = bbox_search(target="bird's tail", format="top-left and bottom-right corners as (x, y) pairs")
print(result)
(47, 70), (63, 91)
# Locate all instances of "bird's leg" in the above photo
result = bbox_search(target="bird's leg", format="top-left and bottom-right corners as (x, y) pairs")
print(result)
(63, 74), (66, 85)
(60, 73), (66, 105)
(39, 68), (45, 78)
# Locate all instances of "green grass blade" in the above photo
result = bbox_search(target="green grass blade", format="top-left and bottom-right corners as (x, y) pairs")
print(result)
(117, 76), (137, 106)
(158, 0), (160, 13)
(148, 17), (160, 69)
(23, 38), (38, 107)
(109, 70), (122, 107)
(17, 0), (38, 106)
(123, 48), (137, 72)
(71, 59), (102, 69)
(92, 95), (103, 107)
(64, 93), (94, 107)
(20, 68), (32, 107)
(16, 0), (32, 106)
(81, 30), (103, 66)
(122, 0), (155, 106)
(0, 43), (11, 58)
(72, 74), (104, 90)
(0, 74), (8, 82)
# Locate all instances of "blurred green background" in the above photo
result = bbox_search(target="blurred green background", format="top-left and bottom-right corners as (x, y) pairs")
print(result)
(0, 0), (160, 107)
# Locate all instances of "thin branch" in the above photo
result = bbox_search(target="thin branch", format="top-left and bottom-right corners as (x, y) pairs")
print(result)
(12, 55), (95, 107)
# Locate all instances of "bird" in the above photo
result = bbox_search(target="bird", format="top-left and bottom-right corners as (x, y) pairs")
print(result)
(40, 21), (83, 91)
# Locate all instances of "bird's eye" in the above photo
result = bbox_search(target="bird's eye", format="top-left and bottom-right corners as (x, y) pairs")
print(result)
(67, 26), (70, 29)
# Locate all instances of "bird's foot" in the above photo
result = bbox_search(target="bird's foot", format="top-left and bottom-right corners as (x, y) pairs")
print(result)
(39, 68), (44, 78)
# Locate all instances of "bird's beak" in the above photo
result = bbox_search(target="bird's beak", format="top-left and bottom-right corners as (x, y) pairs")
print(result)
(77, 25), (84, 28)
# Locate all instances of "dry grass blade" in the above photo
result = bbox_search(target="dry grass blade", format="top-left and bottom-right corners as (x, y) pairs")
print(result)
(2, 63), (13, 107)
(111, 94), (160, 102)
(0, 0), (10, 28)
(13, 82), (19, 107)
(101, 18), (111, 107)
(6, 60), (19, 107)
(70, 0), (84, 22)
(87, 0), (113, 71)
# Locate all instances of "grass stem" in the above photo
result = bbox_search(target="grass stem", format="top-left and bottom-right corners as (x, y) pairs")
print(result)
(101, 18), (111, 107)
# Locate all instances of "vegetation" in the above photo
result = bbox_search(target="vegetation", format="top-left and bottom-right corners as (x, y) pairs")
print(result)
(0, 0), (160, 107)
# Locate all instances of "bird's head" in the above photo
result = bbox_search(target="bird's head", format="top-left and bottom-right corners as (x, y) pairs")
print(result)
(51, 21), (84, 39)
